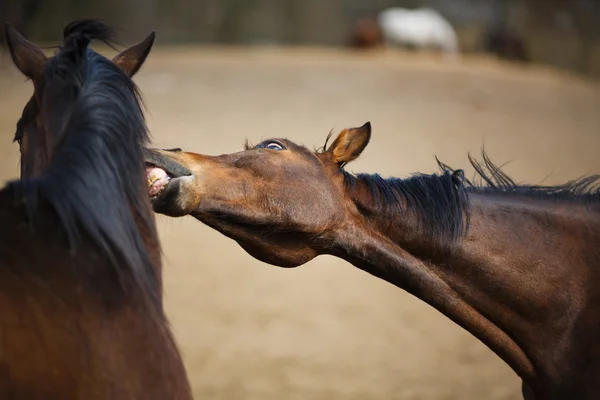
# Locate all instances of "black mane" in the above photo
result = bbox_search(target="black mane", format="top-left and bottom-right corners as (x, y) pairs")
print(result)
(331, 143), (599, 248)
(5, 20), (158, 299)
(439, 151), (600, 201)
(340, 169), (470, 248)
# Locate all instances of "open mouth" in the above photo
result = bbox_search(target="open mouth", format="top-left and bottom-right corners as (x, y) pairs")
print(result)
(144, 149), (193, 201)
(146, 165), (171, 199)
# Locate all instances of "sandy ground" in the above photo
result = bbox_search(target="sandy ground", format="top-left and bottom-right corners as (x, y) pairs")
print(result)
(1, 47), (599, 399)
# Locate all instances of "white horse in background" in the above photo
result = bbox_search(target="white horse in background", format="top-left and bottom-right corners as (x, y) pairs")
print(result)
(377, 7), (460, 55)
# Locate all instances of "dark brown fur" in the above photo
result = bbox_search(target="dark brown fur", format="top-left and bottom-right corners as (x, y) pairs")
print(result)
(2, 20), (192, 399)
(484, 27), (529, 63)
(146, 122), (600, 400)
(350, 18), (383, 49)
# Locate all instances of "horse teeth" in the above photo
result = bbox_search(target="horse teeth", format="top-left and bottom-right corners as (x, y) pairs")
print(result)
(149, 176), (170, 199)
(148, 172), (160, 183)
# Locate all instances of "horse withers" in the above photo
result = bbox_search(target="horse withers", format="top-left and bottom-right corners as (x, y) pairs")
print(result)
(145, 123), (600, 400)
(1, 20), (192, 398)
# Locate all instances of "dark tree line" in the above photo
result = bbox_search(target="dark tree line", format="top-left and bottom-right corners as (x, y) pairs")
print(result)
(1, 0), (599, 76)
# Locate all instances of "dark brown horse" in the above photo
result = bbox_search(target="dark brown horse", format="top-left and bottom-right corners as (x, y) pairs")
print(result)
(350, 17), (383, 49)
(483, 27), (529, 63)
(2, 20), (192, 398)
(145, 123), (600, 400)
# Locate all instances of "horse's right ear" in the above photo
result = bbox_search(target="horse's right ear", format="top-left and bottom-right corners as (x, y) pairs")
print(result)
(112, 31), (155, 77)
(328, 122), (371, 166)
(4, 22), (47, 80)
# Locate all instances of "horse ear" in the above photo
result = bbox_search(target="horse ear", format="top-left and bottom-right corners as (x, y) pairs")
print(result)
(4, 22), (47, 80)
(328, 122), (371, 165)
(112, 31), (155, 77)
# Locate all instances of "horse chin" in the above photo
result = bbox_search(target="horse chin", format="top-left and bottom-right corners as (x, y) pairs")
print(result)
(145, 156), (195, 217)
(149, 177), (187, 217)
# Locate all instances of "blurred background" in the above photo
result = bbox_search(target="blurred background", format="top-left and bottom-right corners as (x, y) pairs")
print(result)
(2, 0), (600, 76)
(1, 0), (599, 399)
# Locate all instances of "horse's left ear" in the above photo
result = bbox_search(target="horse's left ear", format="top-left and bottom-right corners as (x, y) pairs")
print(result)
(328, 122), (371, 166)
(4, 22), (48, 80)
(112, 31), (155, 77)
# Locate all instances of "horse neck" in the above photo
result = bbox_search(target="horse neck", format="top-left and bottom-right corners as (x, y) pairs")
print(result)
(332, 186), (600, 392)
(0, 199), (192, 398)
(131, 201), (163, 299)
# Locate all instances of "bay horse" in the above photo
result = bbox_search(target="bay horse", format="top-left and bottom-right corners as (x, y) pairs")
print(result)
(145, 123), (600, 400)
(2, 20), (192, 398)
(350, 17), (383, 49)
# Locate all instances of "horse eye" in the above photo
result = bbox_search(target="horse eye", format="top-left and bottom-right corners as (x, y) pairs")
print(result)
(265, 142), (284, 151)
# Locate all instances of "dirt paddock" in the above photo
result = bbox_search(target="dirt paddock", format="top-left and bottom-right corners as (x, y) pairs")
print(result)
(1, 47), (599, 399)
